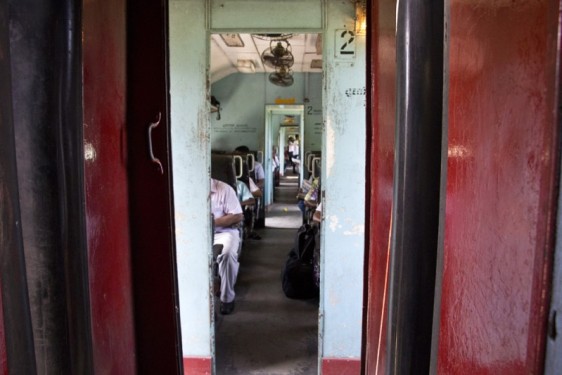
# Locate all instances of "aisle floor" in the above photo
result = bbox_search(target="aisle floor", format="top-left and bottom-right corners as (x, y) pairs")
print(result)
(215, 172), (319, 375)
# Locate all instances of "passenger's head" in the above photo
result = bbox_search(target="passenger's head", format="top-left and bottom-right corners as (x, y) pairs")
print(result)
(234, 145), (250, 154)
(288, 137), (294, 143)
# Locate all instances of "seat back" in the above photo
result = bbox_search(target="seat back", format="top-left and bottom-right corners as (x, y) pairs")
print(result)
(306, 152), (321, 179)
(312, 157), (321, 179)
(211, 153), (237, 191)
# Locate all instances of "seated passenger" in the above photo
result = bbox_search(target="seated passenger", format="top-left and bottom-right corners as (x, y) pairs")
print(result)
(312, 202), (321, 287)
(238, 170), (262, 239)
(247, 176), (262, 198)
(313, 202), (322, 224)
(236, 179), (255, 207)
(297, 176), (320, 223)
(296, 175), (315, 213)
(235, 179), (256, 239)
(211, 178), (243, 315)
(234, 145), (265, 189)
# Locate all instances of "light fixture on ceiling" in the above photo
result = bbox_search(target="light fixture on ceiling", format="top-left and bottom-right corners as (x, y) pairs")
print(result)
(315, 34), (323, 55)
(237, 59), (256, 73)
(253, 33), (294, 41)
(354, 0), (367, 35)
(220, 33), (245, 47)
(310, 59), (323, 69)
(283, 115), (296, 125)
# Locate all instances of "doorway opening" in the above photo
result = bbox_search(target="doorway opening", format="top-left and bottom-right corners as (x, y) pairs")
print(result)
(169, 2), (366, 372)
(209, 33), (322, 374)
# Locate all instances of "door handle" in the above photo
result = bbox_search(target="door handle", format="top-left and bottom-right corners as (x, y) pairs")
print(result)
(148, 112), (164, 174)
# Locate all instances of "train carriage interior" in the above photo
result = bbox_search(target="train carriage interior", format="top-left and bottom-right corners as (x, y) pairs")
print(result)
(208, 32), (328, 373)
(2, 0), (562, 374)
(169, 3), (368, 372)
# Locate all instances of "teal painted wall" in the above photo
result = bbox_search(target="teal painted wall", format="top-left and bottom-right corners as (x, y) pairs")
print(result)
(210, 72), (322, 153)
(169, 0), (212, 359)
(169, 0), (366, 365)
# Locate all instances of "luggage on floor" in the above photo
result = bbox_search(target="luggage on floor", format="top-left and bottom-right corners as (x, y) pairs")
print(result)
(282, 224), (319, 299)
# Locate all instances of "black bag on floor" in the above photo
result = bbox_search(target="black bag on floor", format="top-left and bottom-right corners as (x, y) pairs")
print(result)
(282, 224), (319, 299)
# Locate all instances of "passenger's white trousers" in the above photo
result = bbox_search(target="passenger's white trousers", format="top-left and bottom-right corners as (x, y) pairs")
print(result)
(214, 231), (240, 303)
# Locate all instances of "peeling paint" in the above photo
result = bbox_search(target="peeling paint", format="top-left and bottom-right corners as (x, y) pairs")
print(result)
(325, 118), (336, 177)
(343, 225), (364, 236)
(197, 108), (210, 150)
(328, 215), (339, 232)
(84, 142), (96, 161)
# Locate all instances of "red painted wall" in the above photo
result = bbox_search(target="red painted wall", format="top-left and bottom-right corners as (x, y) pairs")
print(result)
(82, 0), (136, 373)
(363, 0), (396, 373)
(0, 284), (7, 375)
(183, 357), (211, 375)
(437, 0), (559, 373)
(322, 358), (361, 375)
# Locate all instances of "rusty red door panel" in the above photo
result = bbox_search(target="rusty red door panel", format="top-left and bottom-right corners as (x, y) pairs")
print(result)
(127, 0), (182, 373)
(82, 0), (136, 373)
(363, 0), (397, 373)
(0, 290), (6, 375)
(437, 0), (560, 373)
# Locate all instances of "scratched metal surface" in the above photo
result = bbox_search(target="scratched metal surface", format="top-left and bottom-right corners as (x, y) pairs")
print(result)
(363, 0), (397, 373)
(82, 0), (136, 372)
(437, 0), (559, 373)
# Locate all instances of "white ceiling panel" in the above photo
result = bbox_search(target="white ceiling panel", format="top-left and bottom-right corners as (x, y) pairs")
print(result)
(210, 33), (323, 83)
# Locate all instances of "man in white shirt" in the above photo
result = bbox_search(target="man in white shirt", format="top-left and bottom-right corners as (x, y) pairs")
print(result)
(234, 146), (266, 229)
(253, 161), (265, 190)
(287, 137), (295, 173)
(211, 178), (243, 314)
(234, 145), (265, 189)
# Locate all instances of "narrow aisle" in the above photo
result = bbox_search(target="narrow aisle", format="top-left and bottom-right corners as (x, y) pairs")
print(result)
(215, 171), (319, 375)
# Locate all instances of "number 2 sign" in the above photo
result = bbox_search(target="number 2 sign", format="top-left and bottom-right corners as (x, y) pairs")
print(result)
(336, 29), (355, 58)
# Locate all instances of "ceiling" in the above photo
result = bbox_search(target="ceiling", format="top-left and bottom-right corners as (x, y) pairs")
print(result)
(209, 33), (323, 84)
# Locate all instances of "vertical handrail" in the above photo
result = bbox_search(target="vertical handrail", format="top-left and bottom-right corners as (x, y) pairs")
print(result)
(233, 155), (243, 179)
(246, 153), (255, 173)
(388, 0), (444, 373)
(148, 112), (164, 174)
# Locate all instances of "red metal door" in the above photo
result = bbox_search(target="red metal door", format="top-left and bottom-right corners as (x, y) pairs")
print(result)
(82, 0), (136, 372)
(364, 0), (560, 372)
(436, 0), (560, 373)
(127, 1), (183, 373)
(83, 0), (180, 372)
(363, 0), (397, 373)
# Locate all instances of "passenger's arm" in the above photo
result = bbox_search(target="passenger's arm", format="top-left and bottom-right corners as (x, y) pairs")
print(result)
(215, 213), (243, 228)
(248, 177), (263, 197)
(312, 210), (322, 223)
(304, 200), (317, 209)
(256, 179), (265, 190)
(312, 203), (322, 223)
(240, 198), (255, 207)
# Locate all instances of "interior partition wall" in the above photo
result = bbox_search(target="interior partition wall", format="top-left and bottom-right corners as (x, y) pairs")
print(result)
(170, 1), (366, 374)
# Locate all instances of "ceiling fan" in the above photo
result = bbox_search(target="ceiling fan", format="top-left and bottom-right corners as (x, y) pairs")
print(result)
(261, 39), (294, 69)
(269, 65), (294, 87)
